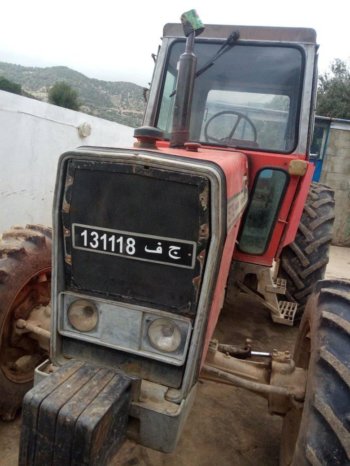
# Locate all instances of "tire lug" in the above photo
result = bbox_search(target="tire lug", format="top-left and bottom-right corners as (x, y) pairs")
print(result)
(0, 269), (9, 284)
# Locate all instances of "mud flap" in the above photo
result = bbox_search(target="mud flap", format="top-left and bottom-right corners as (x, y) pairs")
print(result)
(19, 360), (132, 466)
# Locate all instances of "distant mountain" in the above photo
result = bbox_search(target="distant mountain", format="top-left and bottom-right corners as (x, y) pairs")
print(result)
(0, 62), (146, 127)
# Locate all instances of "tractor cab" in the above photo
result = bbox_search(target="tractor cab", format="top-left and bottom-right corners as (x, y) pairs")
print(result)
(149, 24), (314, 156)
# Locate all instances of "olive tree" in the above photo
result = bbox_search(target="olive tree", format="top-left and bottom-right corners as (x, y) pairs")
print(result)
(48, 81), (80, 111)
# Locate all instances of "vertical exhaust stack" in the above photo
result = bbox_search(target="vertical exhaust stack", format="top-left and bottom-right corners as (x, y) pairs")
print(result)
(170, 10), (204, 148)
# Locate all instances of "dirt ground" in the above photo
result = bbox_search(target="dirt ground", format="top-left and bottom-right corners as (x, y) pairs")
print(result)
(1, 245), (349, 466)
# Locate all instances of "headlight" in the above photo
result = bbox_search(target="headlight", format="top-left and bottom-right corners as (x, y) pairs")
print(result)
(147, 318), (182, 353)
(67, 299), (98, 332)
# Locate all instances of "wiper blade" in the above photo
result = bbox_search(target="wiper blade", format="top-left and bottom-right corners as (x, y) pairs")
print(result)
(169, 30), (240, 97)
(195, 30), (240, 78)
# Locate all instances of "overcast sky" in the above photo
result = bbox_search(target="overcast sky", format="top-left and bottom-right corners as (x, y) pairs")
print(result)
(1, 0), (348, 87)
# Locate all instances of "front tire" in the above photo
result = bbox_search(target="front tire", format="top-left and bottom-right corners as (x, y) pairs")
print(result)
(280, 279), (350, 465)
(0, 225), (52, 420)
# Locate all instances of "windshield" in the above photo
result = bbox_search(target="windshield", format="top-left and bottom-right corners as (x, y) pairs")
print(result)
(156, 40), (304, 153)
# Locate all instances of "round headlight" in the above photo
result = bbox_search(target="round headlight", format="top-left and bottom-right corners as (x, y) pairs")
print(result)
(67, 299), (98, 332)
(147, 318), (182, 353)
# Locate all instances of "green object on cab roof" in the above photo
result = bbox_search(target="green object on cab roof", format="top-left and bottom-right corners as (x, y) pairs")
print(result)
(180, 9), (205, 37)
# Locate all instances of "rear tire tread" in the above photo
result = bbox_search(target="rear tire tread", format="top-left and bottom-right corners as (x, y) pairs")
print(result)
(319, 348), (350, 392)
(279, 183), (335, 316)
(313, 395), (350, 458)
(321, 310), (350, 336)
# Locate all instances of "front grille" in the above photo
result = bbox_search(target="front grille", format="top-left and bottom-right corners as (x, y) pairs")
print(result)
(62, 159), (211, 316)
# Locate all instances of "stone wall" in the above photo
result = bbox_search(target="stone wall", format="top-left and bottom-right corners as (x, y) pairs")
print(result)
(321, 121), (350, 246)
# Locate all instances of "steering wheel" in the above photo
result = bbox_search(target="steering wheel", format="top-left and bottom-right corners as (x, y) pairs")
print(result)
(204, 110), (258, 145)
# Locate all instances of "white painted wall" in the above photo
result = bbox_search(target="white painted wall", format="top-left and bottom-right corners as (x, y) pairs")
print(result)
(0, 91), (134, 231)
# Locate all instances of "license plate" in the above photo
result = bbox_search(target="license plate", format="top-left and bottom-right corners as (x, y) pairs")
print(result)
(72, 224), (197, 269)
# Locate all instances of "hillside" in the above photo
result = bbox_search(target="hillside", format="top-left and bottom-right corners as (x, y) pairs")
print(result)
(0, 62), (146, 127)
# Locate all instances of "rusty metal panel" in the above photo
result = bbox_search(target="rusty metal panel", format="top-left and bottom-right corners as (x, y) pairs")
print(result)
(19, 361), (132, 466)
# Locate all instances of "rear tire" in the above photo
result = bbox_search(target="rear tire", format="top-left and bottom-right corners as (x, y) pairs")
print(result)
(279, 183), (335, 318)
(0, 225), (52, 420)
(280, 279), (350, 465)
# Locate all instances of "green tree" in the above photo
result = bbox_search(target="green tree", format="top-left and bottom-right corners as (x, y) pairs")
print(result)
(317, 59), (350, 119)
(0, 76), (22, 95)
(48, 81), (80, 110)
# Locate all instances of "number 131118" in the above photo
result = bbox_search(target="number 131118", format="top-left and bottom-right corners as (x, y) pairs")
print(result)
(72, 223), (196, 269)
(80, 229), (136, 255)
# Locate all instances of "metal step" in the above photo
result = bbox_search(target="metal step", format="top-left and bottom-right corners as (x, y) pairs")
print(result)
(271, 301), (298, 326)
(265, 278), (287, 295)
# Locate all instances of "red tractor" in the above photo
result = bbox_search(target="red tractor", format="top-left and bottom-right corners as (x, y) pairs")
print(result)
(0, 10), (348, 466)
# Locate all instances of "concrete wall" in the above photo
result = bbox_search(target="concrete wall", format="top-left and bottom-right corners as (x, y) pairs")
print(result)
(320, 120), (350, 246)
(0, 91), (134, 232)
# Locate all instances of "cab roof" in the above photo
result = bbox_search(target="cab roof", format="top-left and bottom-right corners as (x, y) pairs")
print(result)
(163, 23), (317, 44)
